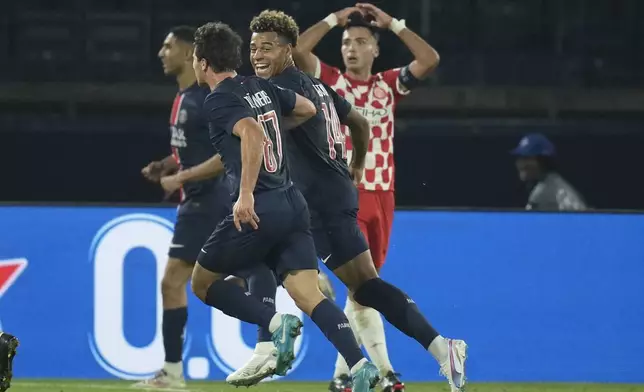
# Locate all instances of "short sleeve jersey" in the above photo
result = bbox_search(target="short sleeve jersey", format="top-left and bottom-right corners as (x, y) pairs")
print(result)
(203, 75), (297, 199)
(315, 60), (410, 191)
(169, 83), (229, 203)
(270, 66), (352, 192)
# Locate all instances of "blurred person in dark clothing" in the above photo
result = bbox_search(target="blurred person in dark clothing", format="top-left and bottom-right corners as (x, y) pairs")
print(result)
(512, 133), (587, 211)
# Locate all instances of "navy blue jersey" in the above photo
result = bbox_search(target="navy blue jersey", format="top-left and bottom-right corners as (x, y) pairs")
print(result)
(270, 67), (352, 192)
(170, 83), (229, 203)
(203, 75), (297, 199)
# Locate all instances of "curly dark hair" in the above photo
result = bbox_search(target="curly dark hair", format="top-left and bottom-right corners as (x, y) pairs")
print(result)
(194, 22), (243, 72)
(346, 11), (380, 41)
(249, 10), (299, 46)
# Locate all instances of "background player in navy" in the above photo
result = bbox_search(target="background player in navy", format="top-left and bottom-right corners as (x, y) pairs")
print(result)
(227, 11), (468, 392)
(135, 26), (276, 389)
(189, 22), (379, 392)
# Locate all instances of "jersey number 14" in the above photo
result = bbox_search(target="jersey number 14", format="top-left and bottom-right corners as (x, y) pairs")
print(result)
(321, 102), (347, 160)
(257, 110), (283, 173)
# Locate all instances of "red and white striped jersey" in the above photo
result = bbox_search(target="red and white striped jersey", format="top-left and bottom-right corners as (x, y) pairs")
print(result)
(315, 60), (409, 192)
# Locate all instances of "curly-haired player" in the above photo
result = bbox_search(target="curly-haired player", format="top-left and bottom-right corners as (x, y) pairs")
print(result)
(188, 21), (381, 392)
(206, 10), (468, 392)
(292, 4), (468, 392)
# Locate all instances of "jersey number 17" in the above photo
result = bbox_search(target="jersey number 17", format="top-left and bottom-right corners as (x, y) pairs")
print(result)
(257, 110), (283, 173)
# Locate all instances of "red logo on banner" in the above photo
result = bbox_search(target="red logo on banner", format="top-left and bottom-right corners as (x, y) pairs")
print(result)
(0, 259), (28, 298)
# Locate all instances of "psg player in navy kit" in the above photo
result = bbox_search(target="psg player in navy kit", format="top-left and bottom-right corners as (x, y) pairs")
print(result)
(188, 22), (380, 392)
(231, 11), (468, 392)
(136, 26), (235, 389)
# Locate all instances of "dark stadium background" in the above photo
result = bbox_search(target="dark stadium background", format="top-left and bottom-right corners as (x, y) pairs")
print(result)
(1, 0), (642, 209)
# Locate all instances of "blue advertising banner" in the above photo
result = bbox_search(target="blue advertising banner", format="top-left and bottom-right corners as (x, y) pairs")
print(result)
(0, 206), (642, 382)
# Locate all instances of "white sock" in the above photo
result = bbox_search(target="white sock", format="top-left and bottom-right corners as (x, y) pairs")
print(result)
(428, 335), (449, 363)
(268, 313), (282, 333)
(164, 361), (183, 377)
(353, 306), (394, 375)
(333, 298), (362, 378)
(254, 341), (275, 355)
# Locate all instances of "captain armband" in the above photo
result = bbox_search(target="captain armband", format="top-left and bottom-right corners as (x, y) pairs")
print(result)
(398, 65), (422, 90)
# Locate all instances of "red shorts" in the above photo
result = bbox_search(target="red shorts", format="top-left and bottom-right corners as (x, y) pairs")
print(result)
(357, 190), (395, 269)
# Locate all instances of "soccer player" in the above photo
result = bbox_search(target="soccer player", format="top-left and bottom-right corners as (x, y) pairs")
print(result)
(0, 332), (18, 392)
(292, 4), (444, 390)
(226, 10), (463, 392)
(135, 26), (266, 389)
(189, 22), (380, 392)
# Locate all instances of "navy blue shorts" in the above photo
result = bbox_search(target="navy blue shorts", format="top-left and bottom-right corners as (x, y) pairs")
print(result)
(197, 186), (318, 280)
(169, 198), (229, 262)
(306, 174), (369, 271)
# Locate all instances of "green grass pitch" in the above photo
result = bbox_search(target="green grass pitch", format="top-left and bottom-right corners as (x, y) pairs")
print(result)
(9, 380), (644, 392)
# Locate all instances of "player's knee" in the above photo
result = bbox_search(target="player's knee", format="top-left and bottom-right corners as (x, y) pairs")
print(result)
(225, 275), (247, 290)
(161, 273), (186, 296)
(190, 264), (216, 303)
(190, 277), (208, 303)
(162, 258), (192, 296)
(283, 270), (325, 315)
(347, 291), (368, 311)
(353, 277), (384, 308)
(334, 250), (379, 291)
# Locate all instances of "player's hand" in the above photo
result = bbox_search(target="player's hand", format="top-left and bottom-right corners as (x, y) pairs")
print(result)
(334, 6), (362, 26)
(349, 164), (364, 187)
(141, 161), (164, 182)
(356, 3), (393, 29)
(233, 192), (260, 231)
(160, 173), (183, 194)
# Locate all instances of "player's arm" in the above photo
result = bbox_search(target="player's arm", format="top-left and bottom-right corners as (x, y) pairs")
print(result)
(141, 155), (179, 182)
(160, 155), (179, 173)
(234, 118), (265, 195)
(343, 109), (369, 169)
(159, 154), (223, 194)
(180, 154), (224, 182)
(207, 93), (264, 196)
(358, 3), (439, 86)
(270, 82), (316, 130)
(293, 7), (359, 76)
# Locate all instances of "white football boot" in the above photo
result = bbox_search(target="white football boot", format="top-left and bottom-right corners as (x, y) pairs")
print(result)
(226, 343), (278, 387)
(439, 339), (468, 392)
(131, 370), (186, 389)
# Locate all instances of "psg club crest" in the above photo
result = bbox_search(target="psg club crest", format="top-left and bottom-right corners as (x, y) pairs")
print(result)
(178, 109), (188, 124)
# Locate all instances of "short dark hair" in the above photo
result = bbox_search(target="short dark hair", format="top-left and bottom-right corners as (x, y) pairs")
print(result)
(249, 10), (299, 46)
(345, 11), (380, 41)
(169, 25), (196, 44)
(194, 22), (243, 73)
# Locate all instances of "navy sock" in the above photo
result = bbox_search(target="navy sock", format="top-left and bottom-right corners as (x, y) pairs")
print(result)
(354, 278), (439, 349)
(205, 280), (275, 329)
(248, 267), (277, 342)
(162, 307), (187, 363)
(311, 299), (364, 369)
